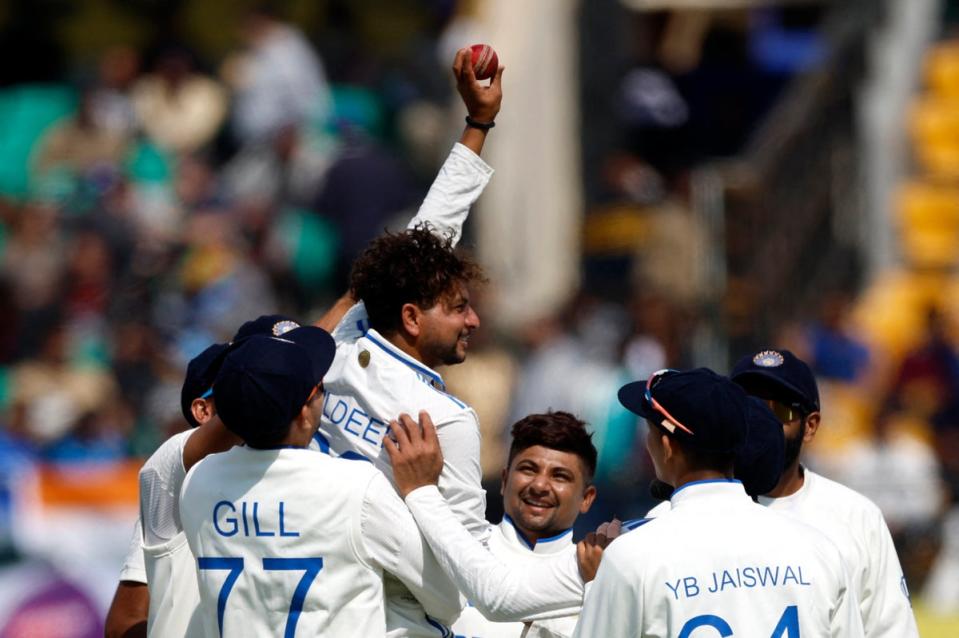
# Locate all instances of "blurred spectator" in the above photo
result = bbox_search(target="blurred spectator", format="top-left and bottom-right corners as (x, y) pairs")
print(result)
(228, 4), (331, 144)
(62, 229), (114, 320)
(833, 414), (945, 587)
(169, 211), (277, 352)
(173, 154), (220, 212)
(1, 203), (64, 315)
(630, 198), (708, 309)
(313, 130), (419, 271)
(131, 46), (227, 155)
(887, 308), (959, 423)
(110, 323), (162, 412)
(32, 87), (129, 176)
(9, 316), (117, 446)
(89, 46), (140, 137)
(222, 123), (334, 209)
(885, 308), (959, 504)
(806, 292), (872, 383)
(43, 402), (133, 463)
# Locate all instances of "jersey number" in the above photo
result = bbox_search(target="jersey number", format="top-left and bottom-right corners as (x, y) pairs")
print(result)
(198, 556), (324, 638)
(678, 605), (799, 637)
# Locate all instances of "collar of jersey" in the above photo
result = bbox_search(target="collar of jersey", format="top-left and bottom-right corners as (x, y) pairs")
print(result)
(669, 478), (745, 508)
(363, 329), (446, 391)
(499, 515), (573, 554)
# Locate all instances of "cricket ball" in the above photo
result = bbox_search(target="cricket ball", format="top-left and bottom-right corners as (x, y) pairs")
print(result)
(470, 44), (498, 81)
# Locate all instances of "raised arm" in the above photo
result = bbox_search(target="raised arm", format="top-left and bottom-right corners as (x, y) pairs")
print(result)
(406, 48), (503, 246)
(327, 49), (504, 339)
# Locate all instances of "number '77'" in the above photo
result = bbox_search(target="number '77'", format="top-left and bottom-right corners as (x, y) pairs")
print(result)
(198, 556), (324, 638)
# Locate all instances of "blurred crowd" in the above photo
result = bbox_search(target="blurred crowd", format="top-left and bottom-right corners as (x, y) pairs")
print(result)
(0, 5), (449, 471)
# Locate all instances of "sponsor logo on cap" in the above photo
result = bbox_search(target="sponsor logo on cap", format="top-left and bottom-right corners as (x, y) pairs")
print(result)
(753, 350), (785, 368)
(273, 320), (300, 336)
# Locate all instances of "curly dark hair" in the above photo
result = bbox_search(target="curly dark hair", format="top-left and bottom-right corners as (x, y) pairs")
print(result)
(349, 225), (486, 334)
(507, 411), (598, 482)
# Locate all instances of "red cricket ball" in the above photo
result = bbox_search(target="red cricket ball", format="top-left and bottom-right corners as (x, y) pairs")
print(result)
(470, 44), (498, 81)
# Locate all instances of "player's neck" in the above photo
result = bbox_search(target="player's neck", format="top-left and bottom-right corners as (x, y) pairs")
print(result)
(384, 331), (437, 369)
(767, 462), (805, 498)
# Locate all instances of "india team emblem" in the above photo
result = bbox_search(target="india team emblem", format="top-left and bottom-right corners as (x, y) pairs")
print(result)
(753, 350), (785, 367)
(273, 320), (300, 336)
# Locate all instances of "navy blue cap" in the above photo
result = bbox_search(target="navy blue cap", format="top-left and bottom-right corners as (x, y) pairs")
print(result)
(178, 315), (304, 428)
(233, 314), (302, 342)
(213, 326), (335, 445)
(730, 349), (820, 414)
(181, 342), (230, 427)
(619, 368), (750, 454)
(735, 397), (786, 496)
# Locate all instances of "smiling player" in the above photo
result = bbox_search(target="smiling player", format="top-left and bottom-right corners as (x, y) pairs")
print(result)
(450, 412), (597, 637)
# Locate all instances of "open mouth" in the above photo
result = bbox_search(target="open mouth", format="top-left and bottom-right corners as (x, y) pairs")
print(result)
(521, 496), (555, 511)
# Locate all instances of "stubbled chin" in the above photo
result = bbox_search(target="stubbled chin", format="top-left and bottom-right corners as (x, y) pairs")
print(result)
(520, 504), (553, 520)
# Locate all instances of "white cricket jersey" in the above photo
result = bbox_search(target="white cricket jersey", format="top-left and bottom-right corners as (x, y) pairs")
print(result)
(451, 517), (580, 638)
(318, 329), (484, 637)
(180, 446), (462, 638)
(137, 429), (204, 637)
(758, 469), (919, 638)
(119, 518), (147, 584)
(405, 486), (585, 623)
(574, 479), (865, 638)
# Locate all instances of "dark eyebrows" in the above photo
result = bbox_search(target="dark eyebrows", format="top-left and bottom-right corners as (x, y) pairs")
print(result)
(551, 467), (576, 480)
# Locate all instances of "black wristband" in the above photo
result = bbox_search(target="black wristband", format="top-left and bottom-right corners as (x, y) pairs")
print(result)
(465, 115), (495, 130)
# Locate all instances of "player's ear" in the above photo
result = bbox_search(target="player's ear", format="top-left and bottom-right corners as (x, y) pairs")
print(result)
(295, 402), (314, 432)
(191, 398), (215, 425)
(661, 434), (675, 464)
(580, 484), (597, 514)
(500, 466), (508, 496)
(802, 411), (821, 442)
(400, 303), (421, 337)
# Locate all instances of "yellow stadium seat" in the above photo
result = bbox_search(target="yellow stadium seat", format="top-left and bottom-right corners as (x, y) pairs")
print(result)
(901, 227), (959, 268)
(910, 98), (959, 146)
(896, 181), (959, 230)
(851, 271), (948, 358)
(925, 41), (959, 98)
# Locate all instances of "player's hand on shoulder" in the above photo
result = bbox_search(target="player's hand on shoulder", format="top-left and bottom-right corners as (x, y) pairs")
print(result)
(452, 47), (503, 123)
(576, 518), (623, 582)
(384, 411), (445, 498)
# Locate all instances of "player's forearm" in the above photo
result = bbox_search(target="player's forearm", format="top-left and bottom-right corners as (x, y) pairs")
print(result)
(104, 581), (149, 638)
(313, 292), (356, 332)
(405, 486), (583, 622)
